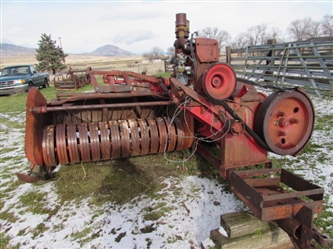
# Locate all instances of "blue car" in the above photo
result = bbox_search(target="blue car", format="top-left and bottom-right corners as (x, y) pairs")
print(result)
(0, 64), (49, 95)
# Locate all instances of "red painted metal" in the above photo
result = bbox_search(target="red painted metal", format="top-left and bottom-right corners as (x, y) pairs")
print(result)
(18, 12), (329, 249)
(203, 63), (236, 101)
(255, 90), (315, 155)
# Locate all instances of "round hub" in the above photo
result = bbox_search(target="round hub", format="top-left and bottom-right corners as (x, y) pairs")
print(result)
(203, 63), (236, 101)
(254, 91), (314, 155)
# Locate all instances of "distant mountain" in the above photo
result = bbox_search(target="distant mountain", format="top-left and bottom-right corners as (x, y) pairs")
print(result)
(1, 43), (134, 57)
(1, 43), (36, 55)
(91, 44), (134, 56)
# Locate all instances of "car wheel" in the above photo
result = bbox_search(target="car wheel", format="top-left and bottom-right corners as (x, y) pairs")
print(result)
(43, 79), (50, 88)
(27, 82), (34, 92)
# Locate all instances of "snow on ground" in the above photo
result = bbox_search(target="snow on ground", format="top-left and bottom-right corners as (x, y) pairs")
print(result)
(0, 95), (332, 249)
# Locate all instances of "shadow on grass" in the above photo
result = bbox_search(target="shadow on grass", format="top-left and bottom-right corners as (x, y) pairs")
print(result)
(51, 156), (177, 207)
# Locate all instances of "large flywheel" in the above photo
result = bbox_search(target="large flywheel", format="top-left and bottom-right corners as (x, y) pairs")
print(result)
(254, 90), (314, 156)
(202, 63), (237, 101)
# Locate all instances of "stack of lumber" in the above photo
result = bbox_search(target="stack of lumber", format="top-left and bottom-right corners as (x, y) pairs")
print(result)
(208, 211), (294, 249)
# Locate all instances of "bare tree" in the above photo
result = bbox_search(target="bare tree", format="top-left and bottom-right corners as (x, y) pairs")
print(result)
(269, 27), (283, 43)
(321, 14), (333, 37)
(245, 24), (270, 45)
(231, 24), (282, 49)
(167, 46), (175, 59)
(287, 17), (318, 41)
(230, 32), (248, 49)
(306, 20), (321, 38)
(199, 27), (231, 52)
(143, 46), (165, 61)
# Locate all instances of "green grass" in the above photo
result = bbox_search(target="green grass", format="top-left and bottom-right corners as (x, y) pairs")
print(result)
(0, 210), (19, 223)
(70, 227), (91, 241)
(18, 191), (49, 215)
(154, 72), (172, 78)
(314, 115), (333, 130)
(52, 156), (181, 206)
(0, 232), (10, 249)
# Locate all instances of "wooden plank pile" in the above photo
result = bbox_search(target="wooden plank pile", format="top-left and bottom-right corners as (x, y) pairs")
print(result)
(206, 211), (294, 249)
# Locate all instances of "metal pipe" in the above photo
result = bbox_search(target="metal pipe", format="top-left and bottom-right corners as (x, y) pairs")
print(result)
(30, 101), (174, 113)
(278, 218), (301, 240)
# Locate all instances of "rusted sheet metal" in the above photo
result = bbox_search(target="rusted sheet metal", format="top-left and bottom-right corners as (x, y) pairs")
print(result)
(229, 168), (323, 220)
(25, 87), (48, 166)
(54, 67), (92, 90)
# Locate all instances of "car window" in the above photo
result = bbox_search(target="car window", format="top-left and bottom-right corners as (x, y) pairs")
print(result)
(2, 68), (11, 76)
(30, 66), (36, 73)
(2, 66), (29, 76)
(13, 67), (29, 75)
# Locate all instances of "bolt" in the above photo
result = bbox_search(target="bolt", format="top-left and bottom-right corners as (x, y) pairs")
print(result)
(279, 131), (286, 136)
(276, 111), (286, 117)
(290, 118), (299, 124)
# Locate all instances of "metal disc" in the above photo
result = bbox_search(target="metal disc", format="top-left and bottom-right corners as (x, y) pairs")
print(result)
(78, 123), (91, 162)
(128, 119), (140, 156)
(99, 122), (110, 160)
(42, 125), (57, 170)
(109, 120), (121, 158)
(155, 117), (168, 153)
(42, 126), (51, 168)
(174, 117), (185, 151)
(182, 114), (194, 150)
(164, 117), (177, 152)
(56, 124), (69, 165)
(147, 118), (159, 154)
(67, 124), (80, 164)
(89, 123), (101, 161)
(137, 119), (150, 155)
(254, 91), (314, 156)
(119, 120), (131, 157)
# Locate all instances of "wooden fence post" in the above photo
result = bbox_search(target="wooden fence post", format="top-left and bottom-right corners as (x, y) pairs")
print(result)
(226, 46), (232, 65)
(265, 39), (276, 82)
(266, 39), (276, 65)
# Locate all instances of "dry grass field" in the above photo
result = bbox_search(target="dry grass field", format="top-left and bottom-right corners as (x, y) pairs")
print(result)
(1, 53), (166, 76)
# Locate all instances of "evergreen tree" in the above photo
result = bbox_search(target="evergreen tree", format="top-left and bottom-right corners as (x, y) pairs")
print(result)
(35, 33), (68, 74)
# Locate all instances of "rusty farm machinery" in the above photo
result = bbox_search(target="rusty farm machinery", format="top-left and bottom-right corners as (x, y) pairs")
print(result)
(18, 13), (330, 249)
(53, 66), (92, 90)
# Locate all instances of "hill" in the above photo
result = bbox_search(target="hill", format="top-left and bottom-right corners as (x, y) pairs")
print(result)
(91, 44), (134, 56)
(0, 43), (36, 56)
(1, 43), (135, 57)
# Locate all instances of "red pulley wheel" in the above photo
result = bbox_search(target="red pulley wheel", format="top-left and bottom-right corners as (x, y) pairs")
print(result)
(254, 91), (314, 156)
(203, 63), (236, 101)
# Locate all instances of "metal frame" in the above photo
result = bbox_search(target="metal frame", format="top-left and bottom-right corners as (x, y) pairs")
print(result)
(227, 38), (333, 96)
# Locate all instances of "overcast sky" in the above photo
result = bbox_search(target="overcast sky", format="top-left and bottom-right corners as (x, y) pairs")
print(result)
(1, 0), (332, 54)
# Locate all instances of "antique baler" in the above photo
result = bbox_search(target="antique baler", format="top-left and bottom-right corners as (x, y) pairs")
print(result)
(18, 13), (330, 249)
